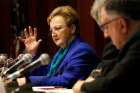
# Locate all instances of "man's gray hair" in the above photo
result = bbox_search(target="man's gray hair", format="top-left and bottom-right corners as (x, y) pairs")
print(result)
(104, 0), (140, 21)
(90, 0), (106, 25)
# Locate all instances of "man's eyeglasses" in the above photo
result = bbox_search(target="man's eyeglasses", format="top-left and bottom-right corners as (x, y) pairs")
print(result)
(99, 17), (122, 32)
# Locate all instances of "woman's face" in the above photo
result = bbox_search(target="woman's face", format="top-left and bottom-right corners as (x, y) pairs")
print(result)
(50, 16), (75, 48)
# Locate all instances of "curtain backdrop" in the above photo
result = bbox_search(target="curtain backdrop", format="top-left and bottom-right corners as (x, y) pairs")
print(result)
(0, 0), (105, 58)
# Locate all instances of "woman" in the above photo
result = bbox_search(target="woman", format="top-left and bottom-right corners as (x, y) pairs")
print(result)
(19, 5), (99, 88)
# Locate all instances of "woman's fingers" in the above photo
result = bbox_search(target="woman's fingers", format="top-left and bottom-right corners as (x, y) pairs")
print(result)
(34, 27), (37, 37)
(24, 28), (29, 38)
(29, 26), (34, 36)
(24, 26), (36, 37)
(37, 39), (42, 44)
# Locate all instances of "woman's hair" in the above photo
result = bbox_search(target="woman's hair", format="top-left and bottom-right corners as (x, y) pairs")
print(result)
(47, 5), (80, 35)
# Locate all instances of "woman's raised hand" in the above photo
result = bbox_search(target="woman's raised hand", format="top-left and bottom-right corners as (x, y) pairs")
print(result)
(19, 26), (42, 55)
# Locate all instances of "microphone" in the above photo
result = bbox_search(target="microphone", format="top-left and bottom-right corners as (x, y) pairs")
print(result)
(6, 53), (50, 80)
(6, 54), (24, 67)
(3, 53), (32, 75)
(13, 54), (25, 63)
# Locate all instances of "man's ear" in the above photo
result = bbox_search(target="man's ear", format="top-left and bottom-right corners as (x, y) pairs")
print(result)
(119, 18), (128, 34)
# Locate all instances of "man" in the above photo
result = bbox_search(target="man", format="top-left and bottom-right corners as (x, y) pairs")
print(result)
(73, 0), (140, 92)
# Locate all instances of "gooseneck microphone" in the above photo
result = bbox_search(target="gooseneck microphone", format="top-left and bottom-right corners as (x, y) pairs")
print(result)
(3, 53), (32, 75)
(6, 53), (50, 81)
(13, 54), (25, 63)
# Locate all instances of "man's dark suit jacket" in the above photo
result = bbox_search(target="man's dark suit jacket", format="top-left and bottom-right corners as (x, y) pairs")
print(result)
(81, 29), (140, 93)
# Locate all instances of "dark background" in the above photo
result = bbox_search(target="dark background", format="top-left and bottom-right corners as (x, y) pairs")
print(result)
(0, 0), (105, 58)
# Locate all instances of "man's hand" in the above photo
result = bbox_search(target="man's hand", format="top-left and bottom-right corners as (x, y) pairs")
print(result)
(72, 80), (85, 93)
(72, 76), (95, 93)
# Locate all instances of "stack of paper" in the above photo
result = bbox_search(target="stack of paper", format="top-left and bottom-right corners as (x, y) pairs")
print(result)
(32, 86), (74, 93)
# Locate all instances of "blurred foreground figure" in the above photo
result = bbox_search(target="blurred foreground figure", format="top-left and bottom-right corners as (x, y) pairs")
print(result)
(73, 0), (140, 92)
